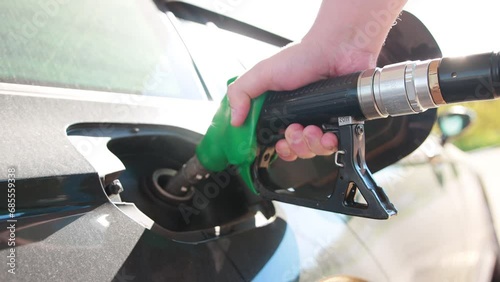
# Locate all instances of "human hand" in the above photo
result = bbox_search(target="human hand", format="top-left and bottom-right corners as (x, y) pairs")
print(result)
(227, 39), (377, 161)
(227, 0), (406, 161)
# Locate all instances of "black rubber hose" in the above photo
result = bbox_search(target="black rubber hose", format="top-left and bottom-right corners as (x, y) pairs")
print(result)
(438, 52), (500, 103)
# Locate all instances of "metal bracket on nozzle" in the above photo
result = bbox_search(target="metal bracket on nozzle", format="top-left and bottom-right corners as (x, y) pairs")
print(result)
(332, 117), (397, 219)
(254, 116), (397, 220)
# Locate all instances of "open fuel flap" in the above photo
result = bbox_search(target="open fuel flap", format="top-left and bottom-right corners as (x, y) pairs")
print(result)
(66, 123), (275, 243)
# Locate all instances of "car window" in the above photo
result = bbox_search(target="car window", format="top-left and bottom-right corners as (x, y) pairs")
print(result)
(168, 0), (321, 41)
(0, 0), (207, 100)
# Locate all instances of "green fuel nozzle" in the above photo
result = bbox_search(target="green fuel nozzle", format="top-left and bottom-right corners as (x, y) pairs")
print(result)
(163, 52), (500, 220)
(195, 78), (267, 194)
(163, 77), (266, 196)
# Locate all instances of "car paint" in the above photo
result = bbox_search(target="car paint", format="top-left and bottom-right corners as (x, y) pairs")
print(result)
(0, 83), (386, 281)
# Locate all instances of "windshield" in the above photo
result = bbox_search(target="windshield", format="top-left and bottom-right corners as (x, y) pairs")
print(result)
(0, 0), (207, 100)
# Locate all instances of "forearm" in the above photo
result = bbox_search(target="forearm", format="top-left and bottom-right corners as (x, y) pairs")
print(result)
(305, 0), (407, 58)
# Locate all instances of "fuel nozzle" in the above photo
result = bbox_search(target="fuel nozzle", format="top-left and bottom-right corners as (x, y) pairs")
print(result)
(162, 155), (208, 199)
(162, 82), (266, 202)
(163, 52), (500, 218)
(437, 52), (500, 102)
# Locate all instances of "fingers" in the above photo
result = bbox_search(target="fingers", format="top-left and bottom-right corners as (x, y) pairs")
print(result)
(275, 124), (338, 162)
(304, 126), (337, 155)
(285, 124), (316, 159)
(320, 132), (338, 153)
(275, 139), (297, 162)
(227, 86), (251, 127)
(227, 60), (273, 126)
(227, 41), (331, 127)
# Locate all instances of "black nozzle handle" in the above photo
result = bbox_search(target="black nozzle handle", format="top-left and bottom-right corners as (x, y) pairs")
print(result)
(257, 51), (500, 146)
(258, 72), (364, 144)
(438, 52), (500, 103)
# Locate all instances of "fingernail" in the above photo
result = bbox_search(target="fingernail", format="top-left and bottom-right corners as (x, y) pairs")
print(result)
(290, 131), (302, 143)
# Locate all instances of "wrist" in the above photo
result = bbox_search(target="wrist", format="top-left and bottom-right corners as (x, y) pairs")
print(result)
(302, 0), (407, 75)
(301, 31), (378, 76)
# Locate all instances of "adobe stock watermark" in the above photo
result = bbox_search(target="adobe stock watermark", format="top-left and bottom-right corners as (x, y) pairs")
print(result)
(212, 0), (244, 15)
(473, 77), (500, 101)
(178, 166), (240, 224)
(6, 167), (17, 275)
(6, 0), (70, 46)
(337, 0), (404, 57)
(71, 92), (146, 158)
(71, 53), (164, 158)
(112, 267), (136, 282)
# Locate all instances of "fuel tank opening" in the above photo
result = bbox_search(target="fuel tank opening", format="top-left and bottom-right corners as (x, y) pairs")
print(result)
(66, 123), (276, 243)
(150, 168), (194, 203)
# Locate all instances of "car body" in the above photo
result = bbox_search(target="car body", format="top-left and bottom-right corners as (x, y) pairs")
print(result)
(0, 1), (498, 281)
